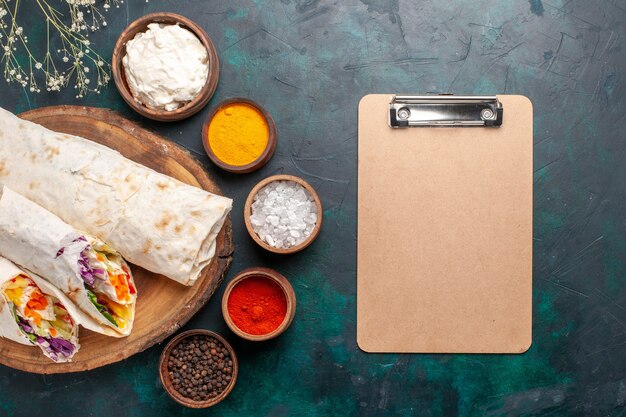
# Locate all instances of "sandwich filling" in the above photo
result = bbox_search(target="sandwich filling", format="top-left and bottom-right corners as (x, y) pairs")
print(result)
(57, 235), (136, 330)
(3, 275), (77, 362)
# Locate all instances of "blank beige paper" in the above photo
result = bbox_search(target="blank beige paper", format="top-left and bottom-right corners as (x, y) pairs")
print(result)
(357, 95), (533, 353)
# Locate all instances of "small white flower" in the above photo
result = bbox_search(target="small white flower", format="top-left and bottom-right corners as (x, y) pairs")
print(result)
(4, 0), (113, 97)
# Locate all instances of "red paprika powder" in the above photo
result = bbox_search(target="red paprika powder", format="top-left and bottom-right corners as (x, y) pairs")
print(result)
(227, 276), (287, 335)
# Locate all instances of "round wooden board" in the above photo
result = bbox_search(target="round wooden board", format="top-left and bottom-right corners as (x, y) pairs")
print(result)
(0, 105), (233, 374)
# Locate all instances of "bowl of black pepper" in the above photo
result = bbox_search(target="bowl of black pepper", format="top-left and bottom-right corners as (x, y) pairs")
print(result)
(159, 329), (238, 408)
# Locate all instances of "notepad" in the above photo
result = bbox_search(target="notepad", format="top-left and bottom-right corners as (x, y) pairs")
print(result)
(357, 94), (533, 353)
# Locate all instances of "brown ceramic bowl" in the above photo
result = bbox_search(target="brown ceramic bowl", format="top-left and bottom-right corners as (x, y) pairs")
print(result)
(202, 98), (277, 173)
(159, 329), (238, 408)
(112, 13), (219, 122)
(244, 174), (323, 254)
(221, 267), (296, 341)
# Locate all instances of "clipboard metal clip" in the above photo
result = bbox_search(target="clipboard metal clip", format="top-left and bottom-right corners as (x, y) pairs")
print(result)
(389, 95), (503, 128)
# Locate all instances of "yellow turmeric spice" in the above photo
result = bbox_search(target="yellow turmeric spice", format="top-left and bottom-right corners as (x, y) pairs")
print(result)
(207, 103), (269, 166)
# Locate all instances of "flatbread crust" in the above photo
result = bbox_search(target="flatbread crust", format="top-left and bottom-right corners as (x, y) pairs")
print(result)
(0, 107), (232, 285)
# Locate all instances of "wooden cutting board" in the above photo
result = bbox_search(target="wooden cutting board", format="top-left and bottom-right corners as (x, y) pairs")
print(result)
(0, 105), (233, 374)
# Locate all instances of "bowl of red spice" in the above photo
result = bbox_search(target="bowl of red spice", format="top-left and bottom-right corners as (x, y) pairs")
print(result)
(221, 267), (296, 341)
(159, 329), (238, 408)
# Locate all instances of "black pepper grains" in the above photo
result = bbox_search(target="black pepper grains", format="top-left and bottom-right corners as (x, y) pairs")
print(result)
(166, 335), (234, 402)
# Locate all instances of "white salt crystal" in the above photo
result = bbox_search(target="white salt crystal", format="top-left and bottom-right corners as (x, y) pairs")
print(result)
(249, 180), (319, 249)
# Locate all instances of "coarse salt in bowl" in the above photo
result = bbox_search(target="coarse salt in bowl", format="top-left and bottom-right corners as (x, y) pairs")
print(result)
(244, 175), (323, 254)
(250, 181), (316, 248)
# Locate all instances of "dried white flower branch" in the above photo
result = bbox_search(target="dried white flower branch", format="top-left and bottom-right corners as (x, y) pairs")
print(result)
(0, 0), (123, 97)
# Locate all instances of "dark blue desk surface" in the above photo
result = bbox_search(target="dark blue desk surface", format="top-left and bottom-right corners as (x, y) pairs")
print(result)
(1, 1), (625, 416)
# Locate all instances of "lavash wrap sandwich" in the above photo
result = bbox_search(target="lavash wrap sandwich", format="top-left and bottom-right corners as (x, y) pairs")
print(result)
(0, 186), (136, 337)
(0, 257), (80, 362)
(0, 107), (232, 286)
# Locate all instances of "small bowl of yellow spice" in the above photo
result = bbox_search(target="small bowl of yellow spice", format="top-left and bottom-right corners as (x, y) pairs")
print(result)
(202, 98), (277, 173)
